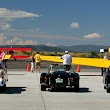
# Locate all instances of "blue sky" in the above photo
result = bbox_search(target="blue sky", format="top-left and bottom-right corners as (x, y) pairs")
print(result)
(0, 0), (110, 46)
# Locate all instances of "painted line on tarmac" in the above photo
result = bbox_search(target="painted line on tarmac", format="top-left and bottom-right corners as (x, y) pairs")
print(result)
(80, 75), (101, 76)
(35, 72), (47, 110)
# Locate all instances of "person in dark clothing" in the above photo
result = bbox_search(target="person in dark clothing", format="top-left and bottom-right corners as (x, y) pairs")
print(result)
(101, 53), (109, 76)
(106, 66), (110, 75)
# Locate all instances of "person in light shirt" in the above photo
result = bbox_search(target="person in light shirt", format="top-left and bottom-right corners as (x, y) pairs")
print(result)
(61, 51), (72, 71)
(103, 53), (109, 59)
(30, 53), (35, 73)
(34, 52), (41, 73)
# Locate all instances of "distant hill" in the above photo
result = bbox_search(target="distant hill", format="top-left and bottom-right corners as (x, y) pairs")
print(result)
(0, 44), (109, 52)
(0, 45), (64, 52)
(58, 45), (110, 52)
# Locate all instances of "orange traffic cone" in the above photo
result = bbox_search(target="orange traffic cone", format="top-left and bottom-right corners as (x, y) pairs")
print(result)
(26, 63), (30, 72)
(76, 65), (80, 72)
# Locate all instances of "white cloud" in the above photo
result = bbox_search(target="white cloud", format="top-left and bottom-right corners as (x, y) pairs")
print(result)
(0, 34), (6, 43)
(83, 33), (102, 39)
(16, 40), (38, 45)
(4, 29), (81, 41)
(36, 28), (40, 31)
(6, 37), (38, 45)
(46, 42), (56, 47)
(6, 37), (21, 45)
(0, 29), (82, 46)
(0, 8), (39, 20)
(0, 34), (9, 45)
(0, 8), (39, 30)
(70, 22), (79, 29)
(0, 24), (11, 30)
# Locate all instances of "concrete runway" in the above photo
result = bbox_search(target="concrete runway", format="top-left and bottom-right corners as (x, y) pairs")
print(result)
(0, 69), (110, 110)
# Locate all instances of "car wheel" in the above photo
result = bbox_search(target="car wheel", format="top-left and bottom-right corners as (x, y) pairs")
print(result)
(101, 68), (103, 76)
(41, 85), (46, 91)
(3, 84), (6, 91)
(40, 75), (45, 83)
(106, 87), (110, 93)
(104, 84), (106, 89)
(40, 73), (47, 83)
(0, 84), (6, 93)
(49, 87), (54, 92)
(74, 83), (79, 92)
(104, 78), (106, 89)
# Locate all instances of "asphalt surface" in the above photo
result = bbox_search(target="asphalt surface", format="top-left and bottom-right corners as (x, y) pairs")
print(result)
(0, 69), (110, 110)
(7, 59), (102, 72)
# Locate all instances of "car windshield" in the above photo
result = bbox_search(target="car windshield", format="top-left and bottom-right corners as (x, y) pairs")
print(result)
(52, 65), (75, 72)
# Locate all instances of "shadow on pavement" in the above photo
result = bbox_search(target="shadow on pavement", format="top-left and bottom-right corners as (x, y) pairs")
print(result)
(8, 74), (26, 75)
(47, 87), (91, 93)
(79, 87), (92, 93)
(4, 87), (26, 94)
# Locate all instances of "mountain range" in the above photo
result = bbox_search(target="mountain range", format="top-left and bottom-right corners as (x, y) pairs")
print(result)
(0, 44), (109, 52)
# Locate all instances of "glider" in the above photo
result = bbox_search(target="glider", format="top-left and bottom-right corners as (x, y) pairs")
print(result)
(40, 56), (110, 68)
(0, 48), (32, 60)
(40, 48), (110, 68)
(1, 47), (110, 68)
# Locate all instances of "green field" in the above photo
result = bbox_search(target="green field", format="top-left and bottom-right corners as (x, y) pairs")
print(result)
(15, 51), (103, 58)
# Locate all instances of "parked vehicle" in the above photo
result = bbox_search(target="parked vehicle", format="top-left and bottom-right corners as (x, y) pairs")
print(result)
(103, 67), (110, 93)
(40, 64), (80, 92)
(0, 60), (8, 92)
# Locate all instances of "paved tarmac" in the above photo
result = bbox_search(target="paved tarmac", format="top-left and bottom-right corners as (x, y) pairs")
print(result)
(0, 69), (110, 110)
(6, 59), (102, 71)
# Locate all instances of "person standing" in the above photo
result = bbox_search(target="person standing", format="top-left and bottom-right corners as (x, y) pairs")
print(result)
(34, 52), (41, 73)
(101, 53), (109, 76)
(30, 53), (35, 73)
(103, 53), (109, 59)
(61, 51), (72, 71)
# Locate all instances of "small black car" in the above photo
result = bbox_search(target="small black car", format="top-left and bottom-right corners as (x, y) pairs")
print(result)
(103, 67), (110, 93)
(40, 64), (80, 92)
